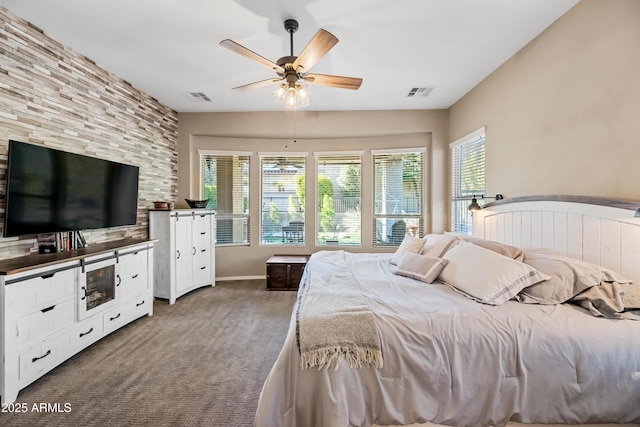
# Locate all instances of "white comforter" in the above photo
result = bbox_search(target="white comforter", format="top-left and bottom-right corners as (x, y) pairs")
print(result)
(254, 252), (640, 427)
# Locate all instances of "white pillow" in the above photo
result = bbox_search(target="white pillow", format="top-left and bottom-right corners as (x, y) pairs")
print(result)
(439, 241), (550, 305)
(421, 234), (460, 258)
(394, 253), (448, 284)
(391, 235), (425, 265)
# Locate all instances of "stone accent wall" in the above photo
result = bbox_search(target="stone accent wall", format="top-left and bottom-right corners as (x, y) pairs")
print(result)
(0, 8), (178, 259)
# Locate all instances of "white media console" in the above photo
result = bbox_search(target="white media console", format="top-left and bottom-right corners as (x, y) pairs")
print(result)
(0, 239), (154, 404)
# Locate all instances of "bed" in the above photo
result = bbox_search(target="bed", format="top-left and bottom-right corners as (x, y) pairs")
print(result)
(254, 197), (640, 427)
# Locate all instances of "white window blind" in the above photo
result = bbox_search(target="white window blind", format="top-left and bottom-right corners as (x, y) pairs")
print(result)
(260, 155), (306, 245)
(200, 152), (250, 246)
(372, 150), (424, 246)
(451, 131), (485, 234)
(315, 153), (362, 246)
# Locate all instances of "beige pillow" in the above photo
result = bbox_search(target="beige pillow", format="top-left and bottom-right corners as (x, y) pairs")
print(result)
(455, 235), (524, 262)
(421, 234), (460, 258)
(439, 241), (550, 305)
(391, 235), (425, 265)
(517, 248), (631, 304)
(394, 253), (449, 284)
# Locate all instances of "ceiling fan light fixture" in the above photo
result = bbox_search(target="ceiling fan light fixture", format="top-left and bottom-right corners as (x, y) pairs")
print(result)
(272, 84), (287, 104)
(295, 83), (310, 107)
(272, 83), (310, 110)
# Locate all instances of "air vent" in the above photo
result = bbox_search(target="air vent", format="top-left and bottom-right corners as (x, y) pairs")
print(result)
(182, 92), (212, 102)
(407, 87), (434, 98)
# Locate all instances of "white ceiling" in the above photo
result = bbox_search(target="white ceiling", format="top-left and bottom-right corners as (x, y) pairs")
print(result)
(1, 0), (580, 113)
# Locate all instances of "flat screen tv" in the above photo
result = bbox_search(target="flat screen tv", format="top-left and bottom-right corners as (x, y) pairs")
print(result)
(3, 140), (140, 237)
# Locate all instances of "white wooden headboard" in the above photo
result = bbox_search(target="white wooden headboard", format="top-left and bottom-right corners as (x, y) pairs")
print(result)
(473, 196), (640, 282)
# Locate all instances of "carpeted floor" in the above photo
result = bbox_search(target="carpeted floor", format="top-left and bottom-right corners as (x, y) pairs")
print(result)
(0, 280), (297, 427)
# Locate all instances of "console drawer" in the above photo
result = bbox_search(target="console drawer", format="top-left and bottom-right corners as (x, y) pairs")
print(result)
(19, 332), (71, 381)
(18, 298), (75, 347)
(7, 268), (76, 314)
(103, 305), (127, 335)
(72, 316), (104, 352)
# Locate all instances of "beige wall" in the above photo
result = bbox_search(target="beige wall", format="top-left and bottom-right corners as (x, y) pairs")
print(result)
(449, 0), (640, 200)
(178, 110), (449, 278)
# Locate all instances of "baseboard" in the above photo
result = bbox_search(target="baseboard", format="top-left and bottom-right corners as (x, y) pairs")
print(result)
(216, 275), (266, 282)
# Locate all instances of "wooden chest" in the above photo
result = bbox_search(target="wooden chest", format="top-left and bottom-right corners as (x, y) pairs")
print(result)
(266, 255), (309, 291)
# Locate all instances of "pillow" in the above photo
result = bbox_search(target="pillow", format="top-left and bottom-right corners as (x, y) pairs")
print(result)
(394, 253), (449, 284)
(516, 248), (631, 304)
(421, 234), (460, 258)
(391, 235), (425, 265)
(570, 281), (640, 319)
(455, 235), (524, 262)
(439, 241), (550, 305)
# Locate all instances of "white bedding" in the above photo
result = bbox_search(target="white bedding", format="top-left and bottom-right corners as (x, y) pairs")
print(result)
(254, 252), (640, 427)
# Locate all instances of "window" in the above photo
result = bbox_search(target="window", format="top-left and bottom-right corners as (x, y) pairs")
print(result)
(315, 152), (362, 246)
(372, 149), (425, 246)
(199, 151), (250, 246)
(260, 154), (306, 245)
(450, 129), (485, 234)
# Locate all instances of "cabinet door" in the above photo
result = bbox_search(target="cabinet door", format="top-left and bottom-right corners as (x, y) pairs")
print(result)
(192, 213), (212, 286)
(174, 215), (194, 292)
(267, 264), (288, 290)
(118, 249), (149, 301)
(289, 264), (305, 289)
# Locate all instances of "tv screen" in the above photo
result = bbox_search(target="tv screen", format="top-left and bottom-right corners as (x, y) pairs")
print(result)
(3, 140), (139, 237)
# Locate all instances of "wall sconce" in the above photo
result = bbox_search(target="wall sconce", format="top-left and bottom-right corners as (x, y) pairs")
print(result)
(467, 194), (504, 211)
(468, 197), (481, 211)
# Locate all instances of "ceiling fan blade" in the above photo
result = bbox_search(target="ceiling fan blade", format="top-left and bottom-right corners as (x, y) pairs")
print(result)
(303, 74), (363, 90)
(219, 39), (285, 74)
(232, 78), (282, 92)
(292, 29), (338, 73)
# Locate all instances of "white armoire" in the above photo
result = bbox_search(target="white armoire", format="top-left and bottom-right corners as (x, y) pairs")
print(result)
(149, 209), (216, 304)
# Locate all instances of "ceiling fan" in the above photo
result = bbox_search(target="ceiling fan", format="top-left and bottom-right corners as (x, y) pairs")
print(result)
(220, 19), (362, 107)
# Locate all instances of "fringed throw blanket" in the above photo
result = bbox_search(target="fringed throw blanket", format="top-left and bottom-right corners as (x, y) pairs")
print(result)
(296, 250), (383, 370)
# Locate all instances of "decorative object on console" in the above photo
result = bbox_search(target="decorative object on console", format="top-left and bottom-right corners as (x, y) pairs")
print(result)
(37, 233), (57, 254)
(185, 198), (209, 209)
(38, 231), (86, 253)
(635, 207), (640, 217)
(153, 201), (170, 210)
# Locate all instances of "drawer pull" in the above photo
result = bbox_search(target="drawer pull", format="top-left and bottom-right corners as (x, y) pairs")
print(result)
(41, 272), (55, 279)
(200, 266), (206, 270)
(176, 250), (181, 259)
(116, 275), (121, 287)
(192, 247), (196, 255)
(132, 274), (139, 279)
(110, 313), (121, 321)
(81, 286), (87, 300)
(32, 349), (52, 363)
(41, 305), (56, 313)
(200, 232), (206, 235)
(136, 300), (145, 307)
(79, 327), (94, 338)
(201, 249), (206, 252)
